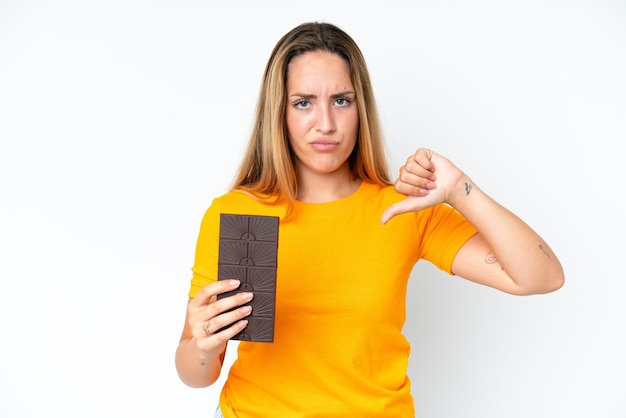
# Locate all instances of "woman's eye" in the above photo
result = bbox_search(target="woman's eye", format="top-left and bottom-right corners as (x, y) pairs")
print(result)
(335, 98), (351, 106)
(294, 100), (310, 109)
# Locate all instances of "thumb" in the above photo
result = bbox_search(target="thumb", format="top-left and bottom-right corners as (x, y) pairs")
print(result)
(381, 198), (421, 225)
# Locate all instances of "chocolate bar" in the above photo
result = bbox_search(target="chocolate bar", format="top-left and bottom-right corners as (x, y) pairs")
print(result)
(217, 214), (279, 342)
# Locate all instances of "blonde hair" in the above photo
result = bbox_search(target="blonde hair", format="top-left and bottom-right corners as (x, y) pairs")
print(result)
(232, 22), (391, 207)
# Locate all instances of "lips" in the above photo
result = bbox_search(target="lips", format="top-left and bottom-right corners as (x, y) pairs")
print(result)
(310, 139), (339, 152)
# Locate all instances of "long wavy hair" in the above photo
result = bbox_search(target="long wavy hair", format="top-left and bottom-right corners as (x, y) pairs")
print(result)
(231, 22), (391, 207)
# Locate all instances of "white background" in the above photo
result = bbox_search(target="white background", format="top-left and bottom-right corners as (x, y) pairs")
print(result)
(1, 1), (625, 417)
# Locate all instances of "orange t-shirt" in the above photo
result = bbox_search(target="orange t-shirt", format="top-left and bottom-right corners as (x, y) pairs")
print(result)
(189, 182), (477, 417)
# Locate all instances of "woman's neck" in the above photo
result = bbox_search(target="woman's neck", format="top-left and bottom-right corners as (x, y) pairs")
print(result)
(296, 166), (362, 203)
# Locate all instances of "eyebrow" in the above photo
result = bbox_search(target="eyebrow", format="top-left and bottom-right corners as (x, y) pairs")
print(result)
(288, 90), (356, 100)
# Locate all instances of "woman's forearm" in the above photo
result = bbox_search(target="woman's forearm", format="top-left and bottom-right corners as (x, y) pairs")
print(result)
(175, 338), (224, 388)
(450, 177), (564, 294)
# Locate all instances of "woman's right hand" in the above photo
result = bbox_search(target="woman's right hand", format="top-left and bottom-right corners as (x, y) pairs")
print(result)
(186, 279), (253, 361)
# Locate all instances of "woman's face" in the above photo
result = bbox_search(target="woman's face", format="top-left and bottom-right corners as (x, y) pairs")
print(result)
(285, 50), (359, 181)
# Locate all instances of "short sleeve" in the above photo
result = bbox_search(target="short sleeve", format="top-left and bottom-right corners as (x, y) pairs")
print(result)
(417, 203), (478, 274)
(188, 199), (222, 297)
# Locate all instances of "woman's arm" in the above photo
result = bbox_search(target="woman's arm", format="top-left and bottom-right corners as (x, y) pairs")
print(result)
(448, 182), (563, 295)
(382, 148), (564, 295)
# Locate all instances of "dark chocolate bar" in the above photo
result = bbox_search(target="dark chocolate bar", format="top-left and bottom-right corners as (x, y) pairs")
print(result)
(217, 214), (279, 342)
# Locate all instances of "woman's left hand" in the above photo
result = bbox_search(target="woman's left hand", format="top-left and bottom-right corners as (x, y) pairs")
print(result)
(381, 148), (465, 224)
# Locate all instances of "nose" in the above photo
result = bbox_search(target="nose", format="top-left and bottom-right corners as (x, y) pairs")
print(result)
(315, 103), (336, 134)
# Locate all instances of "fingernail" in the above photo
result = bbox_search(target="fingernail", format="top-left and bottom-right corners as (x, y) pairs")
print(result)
(241, 292), (253, 301)
(229, 279), (241, 286)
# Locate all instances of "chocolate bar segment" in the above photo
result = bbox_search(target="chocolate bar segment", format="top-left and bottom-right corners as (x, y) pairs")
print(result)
(217, 214), (279, 342)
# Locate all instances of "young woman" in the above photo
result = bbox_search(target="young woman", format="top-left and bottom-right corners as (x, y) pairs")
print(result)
(175, 22), (564, 418)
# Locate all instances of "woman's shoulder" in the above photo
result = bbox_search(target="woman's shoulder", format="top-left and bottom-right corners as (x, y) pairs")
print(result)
(209, 189), (286, 218)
